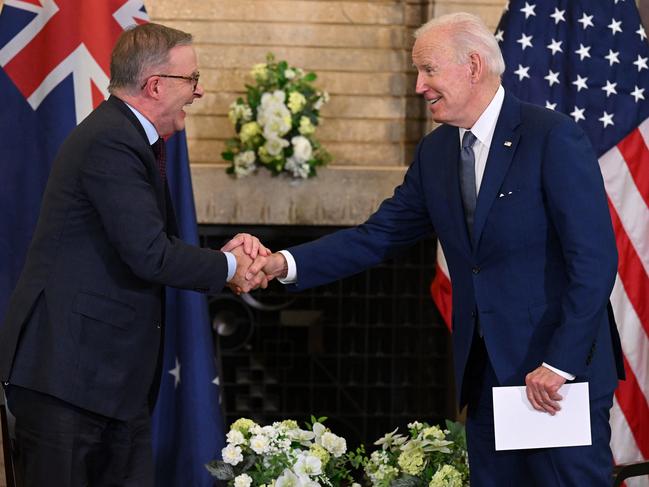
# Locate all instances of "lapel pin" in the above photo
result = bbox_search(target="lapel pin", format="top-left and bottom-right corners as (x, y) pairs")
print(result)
(504, 141), (512, 147)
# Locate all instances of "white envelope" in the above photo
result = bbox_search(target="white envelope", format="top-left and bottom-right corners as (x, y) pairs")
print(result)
(492, 382), (591, 451)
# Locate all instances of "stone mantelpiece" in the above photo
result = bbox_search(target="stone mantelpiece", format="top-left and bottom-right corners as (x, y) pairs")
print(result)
(191, 166), (407, 226)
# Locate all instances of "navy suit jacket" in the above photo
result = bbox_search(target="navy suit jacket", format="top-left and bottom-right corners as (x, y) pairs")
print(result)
(0, 96), (228, 420)
(286, 93), (624, 406)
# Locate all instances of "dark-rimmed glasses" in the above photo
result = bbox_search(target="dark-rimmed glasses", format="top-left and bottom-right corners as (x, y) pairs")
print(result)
(140, 72), (200, 92)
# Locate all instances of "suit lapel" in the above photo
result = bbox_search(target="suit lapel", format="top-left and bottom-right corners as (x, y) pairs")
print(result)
(108, 96), (170, 228)
(473, 94), (522, 249)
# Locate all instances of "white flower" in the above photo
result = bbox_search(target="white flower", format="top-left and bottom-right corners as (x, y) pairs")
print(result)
(312, 422), (326, 440)
(250, 434), (271, 454)
(264, 136), (290, 157)
(233, 150), (256, 177)
(320, 431), (346, 457)
(313, 91), (329, 110)
(285, 68), (296, 79)
(221, 444), (243, 465)
(275, 469), (302, 487)
(294, 454), (322, 477)
(290, 136), (313, 163)
(260, 89), (286, 106)
(287, 428), (316, 445)
(226, 429), (246, 446)
(234, 473), (253, 487)
(285, 157), (310, 179)
(228, 102), (253, 125)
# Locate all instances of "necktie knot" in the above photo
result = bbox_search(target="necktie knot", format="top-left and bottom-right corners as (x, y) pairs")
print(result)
(462, 130), (477, 150)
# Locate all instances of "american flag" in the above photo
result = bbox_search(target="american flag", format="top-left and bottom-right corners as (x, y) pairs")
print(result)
(431, 0), (649, 478)
(0, 2), (224, 485)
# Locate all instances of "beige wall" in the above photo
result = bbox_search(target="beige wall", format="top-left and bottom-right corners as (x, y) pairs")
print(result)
(145, 0), (507, 225)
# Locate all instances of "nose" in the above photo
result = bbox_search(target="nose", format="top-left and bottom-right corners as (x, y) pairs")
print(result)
(415, 72), (426, 95)
(193, 83), (204, 98)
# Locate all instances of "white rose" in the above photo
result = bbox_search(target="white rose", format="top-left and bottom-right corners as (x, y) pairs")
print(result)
(291, 136), (313, 163)
(320, 432), (346, 457)
(284, 68), (296, 79)
(234, 473), (253, 487)
(260, 90), (286, 107)
(264, 136), (290, 157)
(226, 429), (245, 445)
(221, 444), (243, 465)
(250, 434), (271, 454)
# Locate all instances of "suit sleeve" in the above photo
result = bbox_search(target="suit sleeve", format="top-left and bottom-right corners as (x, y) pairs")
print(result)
(287, 140), (434, 291)
(79, 135), (228, 294)
(541, 120), (618, 375)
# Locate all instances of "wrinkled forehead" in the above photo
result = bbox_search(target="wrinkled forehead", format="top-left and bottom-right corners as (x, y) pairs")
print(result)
(412, 32), (454, 67)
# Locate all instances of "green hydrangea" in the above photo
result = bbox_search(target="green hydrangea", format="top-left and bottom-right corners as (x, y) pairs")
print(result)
(230, 418), (257, 435)
(397, 448), (426, 476)
(429, 465), (463, 487)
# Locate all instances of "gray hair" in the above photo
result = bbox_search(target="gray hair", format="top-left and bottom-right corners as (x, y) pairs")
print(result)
(414, 12), (505, 77)
(108, 23), (193, 94)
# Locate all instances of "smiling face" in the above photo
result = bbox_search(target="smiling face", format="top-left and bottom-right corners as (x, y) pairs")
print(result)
(153, 44), (204, 136)
(412, 28), (480, 128)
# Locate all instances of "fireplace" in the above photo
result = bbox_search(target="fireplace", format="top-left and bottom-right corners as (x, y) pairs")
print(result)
(200, 224), (454, 447)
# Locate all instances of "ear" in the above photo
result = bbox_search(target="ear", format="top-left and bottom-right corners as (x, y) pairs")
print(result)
(468, 52), (483, 83)
(142, 76), (162, 99)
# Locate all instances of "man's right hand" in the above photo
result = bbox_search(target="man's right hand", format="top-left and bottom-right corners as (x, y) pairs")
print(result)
(228, 245), (268, 293)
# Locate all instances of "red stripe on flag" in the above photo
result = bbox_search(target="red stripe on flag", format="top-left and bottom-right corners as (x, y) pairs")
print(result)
(615, 356), (649, 459)
(607, 200), (649, 338)
(431, 263), (452, 331)
(616, 129), (649, 207)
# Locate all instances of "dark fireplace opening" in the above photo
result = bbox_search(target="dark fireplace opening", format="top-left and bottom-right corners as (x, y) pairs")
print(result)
(199, 224), (455, 448)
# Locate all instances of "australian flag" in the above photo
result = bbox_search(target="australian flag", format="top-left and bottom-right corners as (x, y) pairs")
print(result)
(497, 0), (649, 474)
(0, 2), (225, 485)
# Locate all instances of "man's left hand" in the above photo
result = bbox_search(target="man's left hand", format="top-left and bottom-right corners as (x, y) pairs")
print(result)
(525, 366), (566, 415)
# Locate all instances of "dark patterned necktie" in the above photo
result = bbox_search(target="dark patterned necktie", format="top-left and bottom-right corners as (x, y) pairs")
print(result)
(151, 137), (166, 184)
(459, 131), (477, 240)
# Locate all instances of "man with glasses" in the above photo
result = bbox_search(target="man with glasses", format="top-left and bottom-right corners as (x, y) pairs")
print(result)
(0, 23), (267, 486)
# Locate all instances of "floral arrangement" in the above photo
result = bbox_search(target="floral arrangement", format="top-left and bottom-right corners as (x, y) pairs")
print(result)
(363, 421), (469, 487)
(224, 54), (331, 179)
(206, 417), (365, 486)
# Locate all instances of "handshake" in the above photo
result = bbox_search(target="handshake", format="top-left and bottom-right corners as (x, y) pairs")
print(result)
(220, 233), (287, 293)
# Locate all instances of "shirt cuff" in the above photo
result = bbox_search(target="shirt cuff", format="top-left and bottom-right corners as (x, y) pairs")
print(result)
(542, 362), (576, 381)
(278, 250), (297, 284)
(224, 251), (236, 282)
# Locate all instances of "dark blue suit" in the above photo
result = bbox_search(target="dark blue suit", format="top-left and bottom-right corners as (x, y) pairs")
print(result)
(0, 95), (229, 485)
(286, 93), (624, 484)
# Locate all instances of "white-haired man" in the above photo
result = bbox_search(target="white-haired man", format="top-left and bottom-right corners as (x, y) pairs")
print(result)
(253, 12), (624, 485)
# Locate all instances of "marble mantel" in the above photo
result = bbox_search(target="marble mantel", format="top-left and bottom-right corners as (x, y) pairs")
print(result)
(191, 165), (408, 226)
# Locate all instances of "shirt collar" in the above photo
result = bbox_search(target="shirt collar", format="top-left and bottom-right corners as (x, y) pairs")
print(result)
(124, 102), (160, 145)
(459, 84), (505, 147)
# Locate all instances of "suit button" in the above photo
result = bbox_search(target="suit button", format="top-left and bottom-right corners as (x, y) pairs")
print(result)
(154, 320), (161, 329)
(471, 310), (476, 318)
(472, 266), (480, 274)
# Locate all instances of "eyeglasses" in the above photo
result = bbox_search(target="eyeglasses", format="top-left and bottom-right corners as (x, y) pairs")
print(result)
(140, 72), (200, 92)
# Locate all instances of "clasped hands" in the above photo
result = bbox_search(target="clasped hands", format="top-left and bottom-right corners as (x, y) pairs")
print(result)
(221, 233), (288, 294)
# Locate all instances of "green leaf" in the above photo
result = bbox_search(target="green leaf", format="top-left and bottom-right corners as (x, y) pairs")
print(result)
(205, 461), (234, 480)
(303, 72), (317, 82)
(222, 151), (234, 161)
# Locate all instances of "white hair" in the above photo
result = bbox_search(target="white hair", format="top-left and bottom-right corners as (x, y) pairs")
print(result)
(414, 12), (505, 77)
